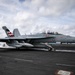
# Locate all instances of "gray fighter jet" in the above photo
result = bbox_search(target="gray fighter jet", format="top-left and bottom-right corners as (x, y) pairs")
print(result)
(0, 26), (75, 51)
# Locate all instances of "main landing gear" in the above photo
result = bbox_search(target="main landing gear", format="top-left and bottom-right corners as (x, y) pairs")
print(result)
(44, 43), (55, 51)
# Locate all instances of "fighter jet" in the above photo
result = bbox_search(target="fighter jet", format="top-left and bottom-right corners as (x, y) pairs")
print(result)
(0, 26), (75, 51)
(0, 26), (55, 51)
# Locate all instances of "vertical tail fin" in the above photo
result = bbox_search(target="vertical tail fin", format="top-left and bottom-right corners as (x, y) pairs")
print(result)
(2, 26), (14, 37)
(13, 29), (20, 37)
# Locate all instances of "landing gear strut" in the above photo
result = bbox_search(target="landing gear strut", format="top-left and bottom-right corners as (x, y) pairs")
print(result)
(44, 43), (55, 51)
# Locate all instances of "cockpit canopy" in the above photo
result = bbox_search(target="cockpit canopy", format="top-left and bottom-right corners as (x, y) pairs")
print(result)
(42, 31), (61, 35)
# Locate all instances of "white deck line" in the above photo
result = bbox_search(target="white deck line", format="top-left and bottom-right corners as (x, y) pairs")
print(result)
(56, 50), (75, 52)
(56, 63), (75, 67)
(0, 56), (33, 63)
(14, 58), (33, 62)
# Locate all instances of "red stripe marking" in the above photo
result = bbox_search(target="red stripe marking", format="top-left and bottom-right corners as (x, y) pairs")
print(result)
(7, 32), (14, 37)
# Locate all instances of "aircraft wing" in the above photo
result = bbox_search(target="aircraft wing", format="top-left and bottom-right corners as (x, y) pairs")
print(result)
(0, 37), (25, 42)
(0, 36), (54, 42)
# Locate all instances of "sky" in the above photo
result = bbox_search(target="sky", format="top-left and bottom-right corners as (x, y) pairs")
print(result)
(0, 0), (75, 37)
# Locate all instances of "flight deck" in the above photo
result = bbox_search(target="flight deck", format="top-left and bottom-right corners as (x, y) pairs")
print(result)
(0, 44), (75, 75)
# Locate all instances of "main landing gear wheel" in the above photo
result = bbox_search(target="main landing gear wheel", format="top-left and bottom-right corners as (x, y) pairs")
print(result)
(44, 43), (55, 51)
(48, 47), (52, 51)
